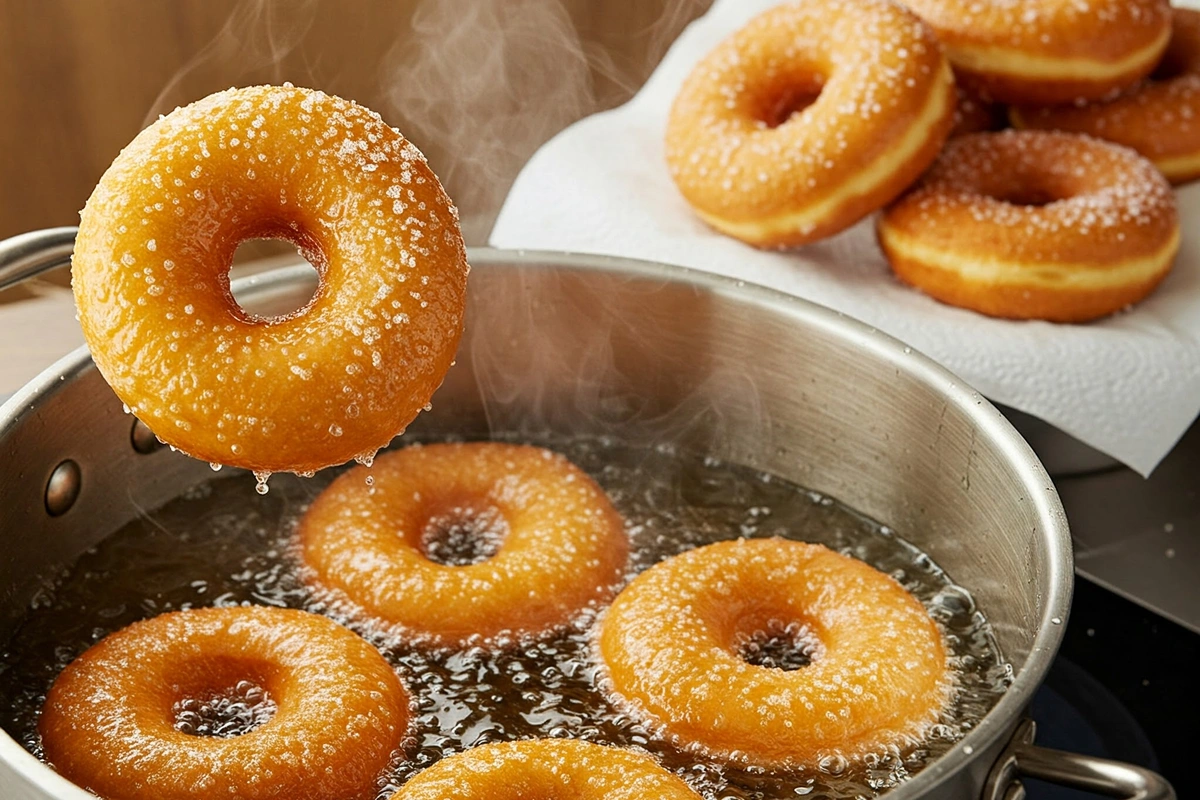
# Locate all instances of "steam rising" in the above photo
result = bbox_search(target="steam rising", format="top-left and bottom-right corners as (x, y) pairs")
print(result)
(140, 0), (732, 446)
(141, 0), (710, 239)
(144, 0), (320, 126)
(379, 0), (711, 240)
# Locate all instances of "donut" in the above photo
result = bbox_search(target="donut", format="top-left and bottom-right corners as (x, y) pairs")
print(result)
(597, 538), (949, 767)
(71, 84), (469, 475)
(299, 442), (628, 648)
(39, 606), (409, 800)
(951, 83), (1007, 137)
(900, 0), (1172, 105)
(1011, 8), (1200, 185)
(664, 0), (955, 248)
(394, 739), (702, 800)
(877, 130), (1181, 323)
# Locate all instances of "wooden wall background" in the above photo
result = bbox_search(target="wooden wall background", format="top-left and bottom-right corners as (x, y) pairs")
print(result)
(0, 0), (711, 244)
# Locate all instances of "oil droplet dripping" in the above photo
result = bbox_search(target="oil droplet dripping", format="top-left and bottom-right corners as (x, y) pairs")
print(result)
(253, 471), (271, 495)
(354, 450), (377, 468)
(209, 462), (223, 472)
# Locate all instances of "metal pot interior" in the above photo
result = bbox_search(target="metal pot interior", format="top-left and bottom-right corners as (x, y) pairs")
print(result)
(0, 249), (1072, 799)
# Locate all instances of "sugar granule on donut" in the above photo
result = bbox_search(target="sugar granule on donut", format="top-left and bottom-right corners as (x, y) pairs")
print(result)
(39, 606), (410, 800)
(298, 442), (629, 649)
(71, 84), (469, 476)
(665, 0), (955, 248)
(878, 130), (1180, 322)
(394, 739), (703, 800)
(901, 0), (1171, 105)
(1011, 7), (1200, 185)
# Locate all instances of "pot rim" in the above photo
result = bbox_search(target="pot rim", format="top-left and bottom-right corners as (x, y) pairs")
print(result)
(0, 247), (1072, 799)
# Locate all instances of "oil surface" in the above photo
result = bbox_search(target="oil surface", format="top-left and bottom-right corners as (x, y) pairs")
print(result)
(0, 436), (1010, 799)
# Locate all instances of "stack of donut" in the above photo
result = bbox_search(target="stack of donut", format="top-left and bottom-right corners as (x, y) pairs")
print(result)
(666, 0), (1192, 323)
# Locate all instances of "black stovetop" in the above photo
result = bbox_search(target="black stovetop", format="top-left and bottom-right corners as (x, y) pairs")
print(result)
(1026, 576), (1196, 798)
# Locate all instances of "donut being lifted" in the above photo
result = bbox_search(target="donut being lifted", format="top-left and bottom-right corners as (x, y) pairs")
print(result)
(71, 84), (468, 475)
(665, 0), (955, 248)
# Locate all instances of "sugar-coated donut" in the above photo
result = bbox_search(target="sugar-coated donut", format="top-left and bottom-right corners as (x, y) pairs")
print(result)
(39, 606), (409, 800)
(877, 130), (1180, 323)
(665, 0), (955, 248)
(901, 0), (1171, 105)
(394, 739), (702, 800)
(72, 84), (468, 475)
(597, 538), (949, 767)
(299, 443), (628, 648)
(1011, 8), (1200, 185)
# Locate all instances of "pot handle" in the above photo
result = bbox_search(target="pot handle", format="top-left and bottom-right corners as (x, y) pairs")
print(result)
(984, 719), (1175, 800)
(0, 227), (78, 292)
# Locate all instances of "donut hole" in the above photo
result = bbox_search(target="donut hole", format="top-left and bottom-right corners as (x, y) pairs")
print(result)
(758, 74), (826, 128)
(173, 679), (277, 738)
(734, 619), (823, 671)
(229, 237), (323, 321)
(420, 504), (508, 566)
(997, 187), (1061, 207)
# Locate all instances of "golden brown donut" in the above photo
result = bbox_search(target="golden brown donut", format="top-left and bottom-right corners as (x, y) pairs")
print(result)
(72, 85), (468, 475)
(665, 0), (955, 248)
(299, 442), (628, 648)
(394, 739), (702, 800)
(39, 606), (409, 800)
(877, 130), (1180, 323)
(901, 0), (1172, 105)
(1011, 8), (1200, 185)
(598, 538), (950, 767)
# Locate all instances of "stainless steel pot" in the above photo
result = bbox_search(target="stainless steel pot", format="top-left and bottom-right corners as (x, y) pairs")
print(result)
(0, 229), (1175, 800)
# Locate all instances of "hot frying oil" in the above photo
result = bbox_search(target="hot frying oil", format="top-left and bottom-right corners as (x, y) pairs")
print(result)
(0, 436), (1010, 799)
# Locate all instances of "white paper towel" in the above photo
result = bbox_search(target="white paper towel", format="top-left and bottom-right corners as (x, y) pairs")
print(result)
(490, 0), (1200, 477)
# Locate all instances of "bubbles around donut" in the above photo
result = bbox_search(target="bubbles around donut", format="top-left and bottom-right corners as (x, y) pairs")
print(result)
(393, 738), (703, 800)
(597, 538), (951, 767)
(299, 442), (629, 649)
(38, 606), (410, 800)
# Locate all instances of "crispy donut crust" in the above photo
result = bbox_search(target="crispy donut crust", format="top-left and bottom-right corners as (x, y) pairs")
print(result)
(299, 443), (629, 648)
(878, 130), (1180, 323)
(1011, 8), (1200, 185)
(665, 0), (955, 248)
(72, 85), (468, 474)
(39, 607), (409, 800)
(394, 739), (702, 800)
(598, 538), (950, 767)
(902, 0), (1171, 105)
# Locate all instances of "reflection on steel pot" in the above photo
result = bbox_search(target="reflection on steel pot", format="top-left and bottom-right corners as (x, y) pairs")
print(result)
(0, 230), (1175, 800)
